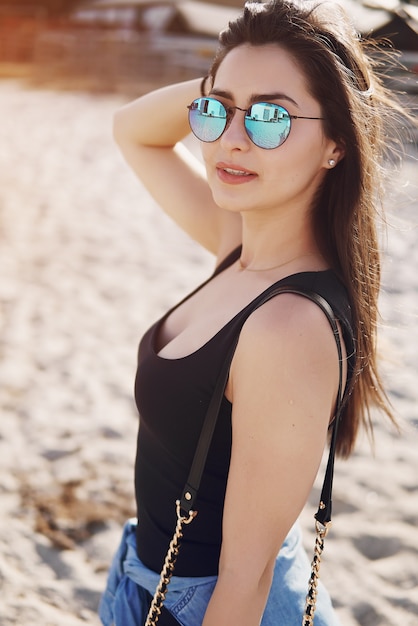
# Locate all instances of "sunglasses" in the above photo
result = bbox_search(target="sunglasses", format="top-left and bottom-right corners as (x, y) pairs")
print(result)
(187, 97), (325, 150)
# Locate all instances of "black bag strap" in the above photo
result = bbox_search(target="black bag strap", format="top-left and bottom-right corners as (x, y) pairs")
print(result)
(179, 285), (347, 529)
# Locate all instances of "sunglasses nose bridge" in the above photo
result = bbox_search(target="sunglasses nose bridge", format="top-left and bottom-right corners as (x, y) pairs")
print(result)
(233, 105), (249, 113)
(224, 105), (247, 126)
(222, 105), (251, 145)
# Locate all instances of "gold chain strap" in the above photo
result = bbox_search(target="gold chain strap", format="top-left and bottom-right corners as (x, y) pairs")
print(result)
(302, 520), (331, 626)
(145, 501), (197, 626)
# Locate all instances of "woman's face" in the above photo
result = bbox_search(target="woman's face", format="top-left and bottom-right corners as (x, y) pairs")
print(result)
(201, 44), (341, 217)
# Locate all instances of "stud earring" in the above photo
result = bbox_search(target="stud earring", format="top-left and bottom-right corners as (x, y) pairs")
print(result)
(328, 159), (336, 167)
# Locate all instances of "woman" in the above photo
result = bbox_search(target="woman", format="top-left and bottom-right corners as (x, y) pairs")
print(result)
(100, 1), (404, 624)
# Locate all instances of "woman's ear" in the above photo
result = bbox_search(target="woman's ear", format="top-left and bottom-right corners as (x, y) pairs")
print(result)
(326, 141), (345, 168)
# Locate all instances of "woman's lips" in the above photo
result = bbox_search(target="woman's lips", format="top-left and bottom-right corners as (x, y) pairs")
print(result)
(216, 163), (257, 185)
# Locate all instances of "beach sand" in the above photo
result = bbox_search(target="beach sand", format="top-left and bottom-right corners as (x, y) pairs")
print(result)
(0, 79), (417, 626)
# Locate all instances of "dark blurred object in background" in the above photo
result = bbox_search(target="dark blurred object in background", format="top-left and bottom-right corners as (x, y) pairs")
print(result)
(0, 0), (417, 95)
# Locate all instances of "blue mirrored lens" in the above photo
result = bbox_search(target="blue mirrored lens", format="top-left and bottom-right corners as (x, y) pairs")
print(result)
(188, 98), (227, 142)
(245, 103), (291, 149)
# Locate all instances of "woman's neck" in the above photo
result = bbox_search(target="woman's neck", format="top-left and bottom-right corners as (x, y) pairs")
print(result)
(238, 209), (324, 273)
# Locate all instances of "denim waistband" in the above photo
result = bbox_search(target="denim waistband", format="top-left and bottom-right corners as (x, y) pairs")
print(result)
(98, 518), (218, 626)
(122, 519), (217, 594)
(99, 518), (340, 626)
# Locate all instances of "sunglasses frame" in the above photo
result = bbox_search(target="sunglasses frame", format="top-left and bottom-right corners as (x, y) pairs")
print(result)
(187, 97), (325, 150)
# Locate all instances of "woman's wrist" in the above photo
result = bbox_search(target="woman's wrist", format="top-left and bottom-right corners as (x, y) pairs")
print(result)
(114, 77), (202, 147)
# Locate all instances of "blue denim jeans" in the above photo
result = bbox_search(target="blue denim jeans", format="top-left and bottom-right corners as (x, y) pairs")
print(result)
(99, 519), (341, 626)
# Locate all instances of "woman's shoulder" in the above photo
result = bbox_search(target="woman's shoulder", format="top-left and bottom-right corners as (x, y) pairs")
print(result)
(237, 269), (351, 325)
(230, 269), (355, 395)
(231, 269), (353, 373)
(272, 269), (349, 306)
(228, 283), (342, 412)
(238, 280), (338, 347)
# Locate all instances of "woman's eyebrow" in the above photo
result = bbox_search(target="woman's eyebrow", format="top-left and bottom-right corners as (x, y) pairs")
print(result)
(209, 88), (300, 109)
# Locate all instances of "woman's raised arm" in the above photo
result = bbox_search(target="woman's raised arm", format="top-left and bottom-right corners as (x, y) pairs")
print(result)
(113, 79), (241, 256)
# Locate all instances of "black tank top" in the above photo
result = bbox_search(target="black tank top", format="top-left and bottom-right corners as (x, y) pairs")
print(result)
(134, 248), (354, 576)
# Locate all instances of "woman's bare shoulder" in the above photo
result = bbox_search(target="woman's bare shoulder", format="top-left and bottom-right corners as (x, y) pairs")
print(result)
(229, 292), (340, 411)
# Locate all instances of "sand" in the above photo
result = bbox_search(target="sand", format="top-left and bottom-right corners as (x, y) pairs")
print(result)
(0, 78), (417, 626)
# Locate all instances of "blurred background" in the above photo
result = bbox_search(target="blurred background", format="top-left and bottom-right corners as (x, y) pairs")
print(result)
(0, 2), (417, 626)
(0, 0), (417, 94)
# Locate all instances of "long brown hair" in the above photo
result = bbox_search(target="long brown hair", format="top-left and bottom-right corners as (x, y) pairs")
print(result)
(209, 0), (408, 457)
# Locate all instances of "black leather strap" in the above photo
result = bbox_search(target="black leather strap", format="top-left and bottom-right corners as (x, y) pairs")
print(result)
(179, 285), (348, 529)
